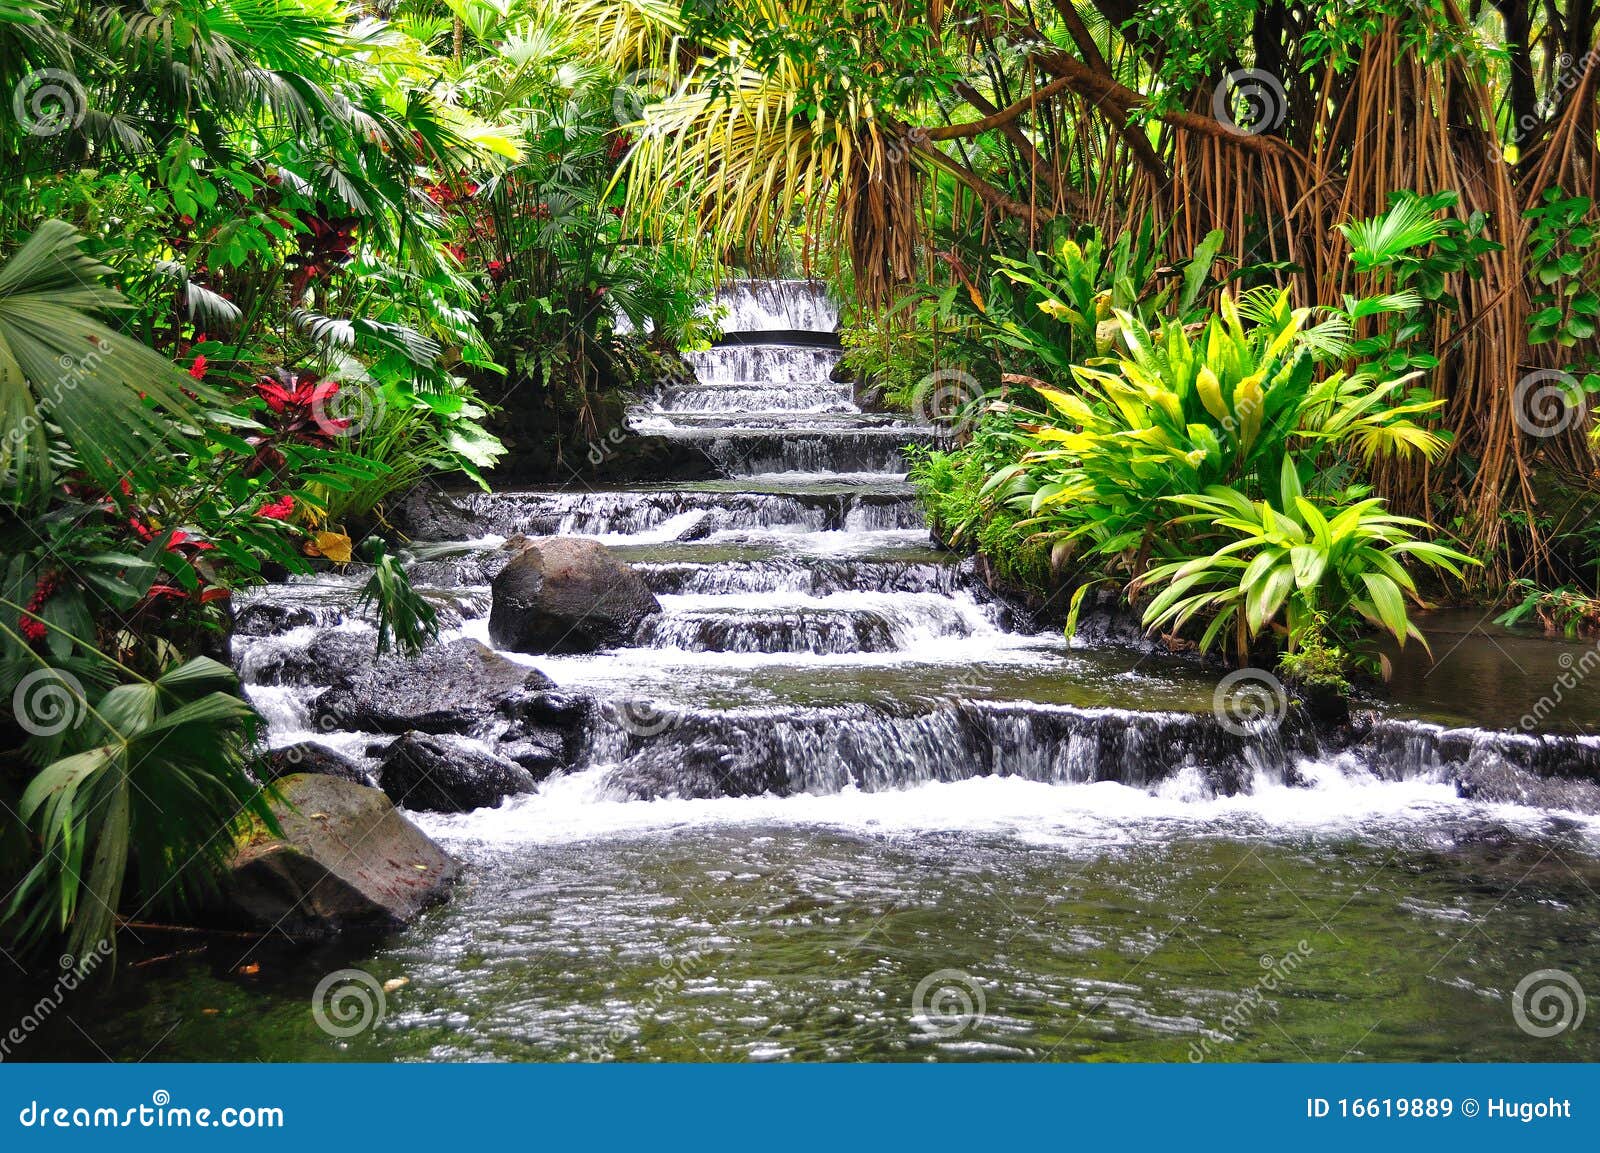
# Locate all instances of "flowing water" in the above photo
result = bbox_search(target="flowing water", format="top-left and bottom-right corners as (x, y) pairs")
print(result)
(16, 281), (1599, 1063)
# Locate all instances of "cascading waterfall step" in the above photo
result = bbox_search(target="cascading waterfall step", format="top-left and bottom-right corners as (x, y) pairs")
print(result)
(651, 427), (937, 476)
(630, 411), (922, 432)
(444, 484), (927, 539)
(629, 555), (972, 598)
(682, 343), (842, 384)
(633, 591), (993, 656)
(652, 382), (855, 412)
(705, 279), (839, 333)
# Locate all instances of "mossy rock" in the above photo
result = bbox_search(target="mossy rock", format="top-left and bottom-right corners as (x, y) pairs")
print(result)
(222, 774), (457, 939)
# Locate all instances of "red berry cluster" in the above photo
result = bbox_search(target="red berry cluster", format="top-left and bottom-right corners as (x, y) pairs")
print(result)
(19, 571), (57, 646)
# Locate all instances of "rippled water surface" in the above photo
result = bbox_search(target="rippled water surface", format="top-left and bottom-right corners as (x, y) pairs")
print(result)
(13, 781), (1599, 1063)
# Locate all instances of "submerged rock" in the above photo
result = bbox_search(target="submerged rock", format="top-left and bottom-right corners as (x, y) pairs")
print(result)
(259, 741), (373, 787)
(378, 731), (537, 813)
(238, 628), (378, 687)
(310, 638), (553, 734)
(488, 537), (661, 654)
(222, 773), (456, 938)
(391, 485), (482, 539)
(1450, 761), (1600, 814)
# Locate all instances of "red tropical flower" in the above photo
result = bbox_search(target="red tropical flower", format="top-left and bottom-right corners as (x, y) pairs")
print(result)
(255, 494), (295, 520)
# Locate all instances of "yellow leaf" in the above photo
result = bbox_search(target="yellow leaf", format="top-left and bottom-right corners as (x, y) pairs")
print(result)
(1196, 365), (1229, 423)
(312, 531), (353, 565)
(1234, 374), (1265, 448)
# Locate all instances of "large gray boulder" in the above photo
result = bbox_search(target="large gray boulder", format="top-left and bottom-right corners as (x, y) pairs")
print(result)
(488, 537), (660, 653)
(378, 731), (537, 813)
(310, 638), (553, 734)
(223, 774), (457, 938)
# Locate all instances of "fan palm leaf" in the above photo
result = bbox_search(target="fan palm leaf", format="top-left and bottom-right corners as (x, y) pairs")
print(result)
(7, 655), (275, 960)
(0, 221), (219, 501)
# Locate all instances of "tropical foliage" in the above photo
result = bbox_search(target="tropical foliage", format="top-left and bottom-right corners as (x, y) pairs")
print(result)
(0, 0), (715, 956)
(914, 200), (1480, 673)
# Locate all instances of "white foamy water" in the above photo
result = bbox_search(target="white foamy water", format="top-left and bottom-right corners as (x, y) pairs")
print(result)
(415, 766), (1600, 852)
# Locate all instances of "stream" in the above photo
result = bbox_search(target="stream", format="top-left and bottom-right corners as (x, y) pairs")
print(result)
(20, 280), (1600, 1062)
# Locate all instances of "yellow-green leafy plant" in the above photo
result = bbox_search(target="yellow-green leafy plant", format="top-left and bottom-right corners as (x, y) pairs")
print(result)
(1140, 461), (1477, 662)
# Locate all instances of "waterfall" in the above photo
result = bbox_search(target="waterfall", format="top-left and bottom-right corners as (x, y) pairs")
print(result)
(232, 277), (1600, 824)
